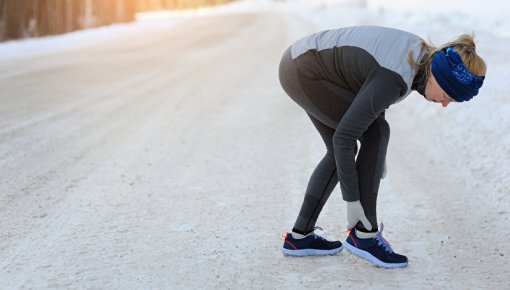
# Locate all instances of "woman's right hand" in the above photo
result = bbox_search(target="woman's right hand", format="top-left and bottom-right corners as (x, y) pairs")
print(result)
(346, 200), (372, 230)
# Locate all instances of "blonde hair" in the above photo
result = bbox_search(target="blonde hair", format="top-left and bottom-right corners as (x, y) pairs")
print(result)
(408, 34), (487, 80)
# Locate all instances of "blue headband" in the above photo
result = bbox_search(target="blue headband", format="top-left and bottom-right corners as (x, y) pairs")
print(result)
(431, 47), (485, 102)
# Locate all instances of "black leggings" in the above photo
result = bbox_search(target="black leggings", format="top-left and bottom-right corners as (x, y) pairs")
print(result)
(279, 47), (390, 234)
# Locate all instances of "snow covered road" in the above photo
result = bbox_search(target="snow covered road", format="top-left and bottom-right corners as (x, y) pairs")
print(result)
(0, 1), (508, 289)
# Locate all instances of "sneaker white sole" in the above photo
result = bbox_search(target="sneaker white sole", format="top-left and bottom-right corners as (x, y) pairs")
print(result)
(345, 243), (408, 268)
(282, 245), (343, 256)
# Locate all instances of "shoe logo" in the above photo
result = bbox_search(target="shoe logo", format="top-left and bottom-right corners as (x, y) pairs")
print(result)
(284, 240), (298, 250)
(348, 235), (359, 248)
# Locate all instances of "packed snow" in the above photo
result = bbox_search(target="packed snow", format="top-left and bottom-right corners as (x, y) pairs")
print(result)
(0, 0), (508, 288)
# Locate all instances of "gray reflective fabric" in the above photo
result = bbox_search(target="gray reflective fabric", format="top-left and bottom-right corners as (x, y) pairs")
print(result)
(291, 25), (425, 100)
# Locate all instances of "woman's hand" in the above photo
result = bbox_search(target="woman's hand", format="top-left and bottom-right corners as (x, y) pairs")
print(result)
(347, 200), (372, 230)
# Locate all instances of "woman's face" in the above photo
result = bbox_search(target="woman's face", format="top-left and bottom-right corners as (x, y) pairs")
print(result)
(424, 70), (455, 107)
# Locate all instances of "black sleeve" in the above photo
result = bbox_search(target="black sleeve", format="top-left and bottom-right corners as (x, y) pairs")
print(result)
(332, 66), (407, 201)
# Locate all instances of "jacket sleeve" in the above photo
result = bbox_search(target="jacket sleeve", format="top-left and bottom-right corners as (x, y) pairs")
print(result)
(333, 66), (407, 201)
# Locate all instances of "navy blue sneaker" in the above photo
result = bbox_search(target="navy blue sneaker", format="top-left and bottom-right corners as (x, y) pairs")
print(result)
(345, 223), (408, 268)
(282, 229), (343, 256)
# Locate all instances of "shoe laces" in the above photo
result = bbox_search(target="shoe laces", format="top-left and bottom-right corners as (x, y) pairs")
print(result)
(311, 226), (325, 240)
(374, 223), (394, 253)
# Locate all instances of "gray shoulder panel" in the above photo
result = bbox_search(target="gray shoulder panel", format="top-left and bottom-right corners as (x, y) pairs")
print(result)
(291, 26), (425, 97)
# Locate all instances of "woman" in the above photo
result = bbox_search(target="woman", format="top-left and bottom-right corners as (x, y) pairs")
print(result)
(279, 25), (486, 268)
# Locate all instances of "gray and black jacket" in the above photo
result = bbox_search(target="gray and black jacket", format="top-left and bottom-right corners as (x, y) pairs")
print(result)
(291, 25), (427, 201)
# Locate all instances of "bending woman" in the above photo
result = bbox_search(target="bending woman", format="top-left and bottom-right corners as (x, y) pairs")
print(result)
(279, 25), (486, 268)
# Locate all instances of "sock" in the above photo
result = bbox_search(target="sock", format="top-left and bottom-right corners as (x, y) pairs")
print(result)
(291, 228), (313, 239)
(355, 228), (377, 239)
(291, 231), (307, 239)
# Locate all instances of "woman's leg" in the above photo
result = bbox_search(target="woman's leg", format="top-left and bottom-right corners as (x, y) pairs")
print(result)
(344, 117), (408, 268)
(292, 115), (338, 234)
(355, 116), (390, 231)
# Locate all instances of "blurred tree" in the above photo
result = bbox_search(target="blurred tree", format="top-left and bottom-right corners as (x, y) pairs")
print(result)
(0, 0), (232, 42)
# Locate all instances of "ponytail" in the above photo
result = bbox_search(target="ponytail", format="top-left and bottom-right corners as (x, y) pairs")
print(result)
(440, 34), (486, 77)
(407, 33), (486, 79)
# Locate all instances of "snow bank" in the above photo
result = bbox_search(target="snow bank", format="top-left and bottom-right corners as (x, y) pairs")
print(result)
(0, 9), (201, 61)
